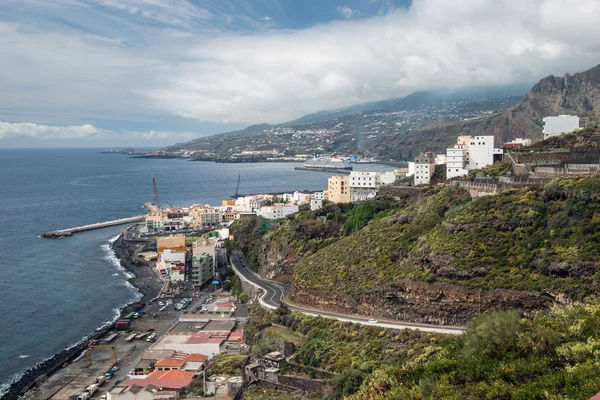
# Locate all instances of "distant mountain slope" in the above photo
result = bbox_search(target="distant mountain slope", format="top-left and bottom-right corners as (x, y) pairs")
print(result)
(168, 123), (272, 150)
(371, 64), (600, 158)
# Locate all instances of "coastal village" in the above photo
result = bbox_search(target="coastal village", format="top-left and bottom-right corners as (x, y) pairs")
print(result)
(22, 112), (600, 400)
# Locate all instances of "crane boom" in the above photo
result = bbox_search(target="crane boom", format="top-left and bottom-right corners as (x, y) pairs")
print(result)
(152, 178), (161, 209)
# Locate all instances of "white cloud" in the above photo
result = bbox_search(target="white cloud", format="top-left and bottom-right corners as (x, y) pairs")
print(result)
(0, 121), (198, 143)
(3, 0), (600, 137)
(0, 122), (107, 139)
(263, 16), (271, 21)
(337, 5), (358, 19)
(143, 0), (600, 123)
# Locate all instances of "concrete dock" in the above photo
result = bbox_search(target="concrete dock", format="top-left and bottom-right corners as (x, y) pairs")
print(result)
(42, 215), (146, 238)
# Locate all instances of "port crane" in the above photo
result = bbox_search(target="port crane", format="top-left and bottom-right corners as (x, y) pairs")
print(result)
(86, 345), (117, 367)
(152, 178), (161, 210)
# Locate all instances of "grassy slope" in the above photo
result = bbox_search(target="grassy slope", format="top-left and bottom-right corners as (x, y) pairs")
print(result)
(294, 177), (600, 297)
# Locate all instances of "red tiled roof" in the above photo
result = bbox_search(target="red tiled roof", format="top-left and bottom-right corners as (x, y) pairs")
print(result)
(185, 353), (208, 362)
(128, 370), (195, 389)
(228, 332), (244, 341)
(155, 358), (186, 368)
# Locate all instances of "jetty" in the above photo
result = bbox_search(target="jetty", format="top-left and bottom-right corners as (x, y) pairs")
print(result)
(294, 166), (351, 174)
(42, 215), (146, 238)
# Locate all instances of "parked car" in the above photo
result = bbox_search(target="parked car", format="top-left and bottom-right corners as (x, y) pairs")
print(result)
(368, 319), (378, 324)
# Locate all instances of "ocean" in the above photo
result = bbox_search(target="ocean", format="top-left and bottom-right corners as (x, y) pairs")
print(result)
(0, 148), (394, 392)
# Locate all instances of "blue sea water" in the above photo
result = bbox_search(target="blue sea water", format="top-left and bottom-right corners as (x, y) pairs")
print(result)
(0, 148), (394, 391)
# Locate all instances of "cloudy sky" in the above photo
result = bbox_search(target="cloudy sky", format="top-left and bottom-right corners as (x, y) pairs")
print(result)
(1, 0), (600, 147)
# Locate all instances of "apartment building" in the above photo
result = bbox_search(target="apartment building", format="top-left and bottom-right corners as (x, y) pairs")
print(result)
(414, 152), (436, 185)
(327, 175), (350, 203)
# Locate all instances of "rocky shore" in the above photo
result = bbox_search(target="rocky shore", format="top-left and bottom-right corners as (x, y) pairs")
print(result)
(1, 229), (161, 400)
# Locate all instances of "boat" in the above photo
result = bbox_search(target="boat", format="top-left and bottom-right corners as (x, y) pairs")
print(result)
(302, 157), (353, 171)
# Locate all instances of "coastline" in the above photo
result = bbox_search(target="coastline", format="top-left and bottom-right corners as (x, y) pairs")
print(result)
(1, 229), (162, 400)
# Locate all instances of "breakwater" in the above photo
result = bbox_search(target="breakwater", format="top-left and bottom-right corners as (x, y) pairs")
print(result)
(42, 216), (145, 238)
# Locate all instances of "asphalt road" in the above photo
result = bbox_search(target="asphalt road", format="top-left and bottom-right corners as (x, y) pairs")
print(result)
(230, 250), (289, 308)
(230, 250), (464, 335)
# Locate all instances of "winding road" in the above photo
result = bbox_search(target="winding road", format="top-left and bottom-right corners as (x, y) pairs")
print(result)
(230, 250), (464, 335)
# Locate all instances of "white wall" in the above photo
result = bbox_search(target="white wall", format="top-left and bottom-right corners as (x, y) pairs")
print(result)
(349, 171), (381, 188)
(446, 147), (469, 179)
(543, 115), (579, 139)
(256, 204), (299, 219)
(379, 171), (396, 185)
(407, 162), (415, 177)
(468, 136), (502, 170)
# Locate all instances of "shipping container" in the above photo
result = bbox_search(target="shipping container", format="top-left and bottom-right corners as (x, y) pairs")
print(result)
(115, 320), (130, 330)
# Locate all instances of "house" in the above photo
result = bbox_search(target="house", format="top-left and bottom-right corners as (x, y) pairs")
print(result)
(154, 353), (208, 372)
(127, 370), (196, 391)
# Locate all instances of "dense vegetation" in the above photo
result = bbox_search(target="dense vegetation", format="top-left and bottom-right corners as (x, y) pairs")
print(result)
(208, 353), (248, 377)
(246, 302), (600, 399)
(350, 301), (600, 399)
(294, 176), (600, 296)
(227, 197), (401, 278)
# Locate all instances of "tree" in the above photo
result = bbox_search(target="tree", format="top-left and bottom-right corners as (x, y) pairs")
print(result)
(333, 369), (366, 399)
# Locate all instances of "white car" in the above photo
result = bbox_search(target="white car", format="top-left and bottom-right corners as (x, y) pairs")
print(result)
(158, 301), (164, 306)
(368, 319), (378, 324)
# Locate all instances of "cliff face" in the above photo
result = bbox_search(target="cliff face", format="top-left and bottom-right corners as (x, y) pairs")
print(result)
(372, 64), (600, 158)
(292, 280), (554, 326)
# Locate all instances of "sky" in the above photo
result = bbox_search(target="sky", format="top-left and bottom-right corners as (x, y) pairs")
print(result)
(1, 0), (600, 147)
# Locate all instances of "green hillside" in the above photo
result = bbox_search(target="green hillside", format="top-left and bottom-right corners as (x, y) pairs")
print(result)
(294, 177), (600, 295)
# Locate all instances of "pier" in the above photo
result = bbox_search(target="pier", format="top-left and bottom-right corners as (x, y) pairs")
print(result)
(42, 215), (146, 238)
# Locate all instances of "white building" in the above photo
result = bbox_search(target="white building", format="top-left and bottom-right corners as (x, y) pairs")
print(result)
(349, 171), (382, 202)
(543, 115), (579, 139)
(435, 154), (447, 165)
(313, 192), (325, 200)
(468, 136), (503, 170)
(350, 171), (381, 189)
(256, 204), (299, 219)
(407, 162), (415, 177)
(160, 249), (186, 264)
(310, 198), (323, 211)
(414, 153), (436, 185)
(446, 148), (469, 179)
(379, 171), (396, 186)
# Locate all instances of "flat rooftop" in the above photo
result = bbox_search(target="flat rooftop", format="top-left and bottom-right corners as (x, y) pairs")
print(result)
(202, 320), (235, 332)
(170, 321), (207, 333)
